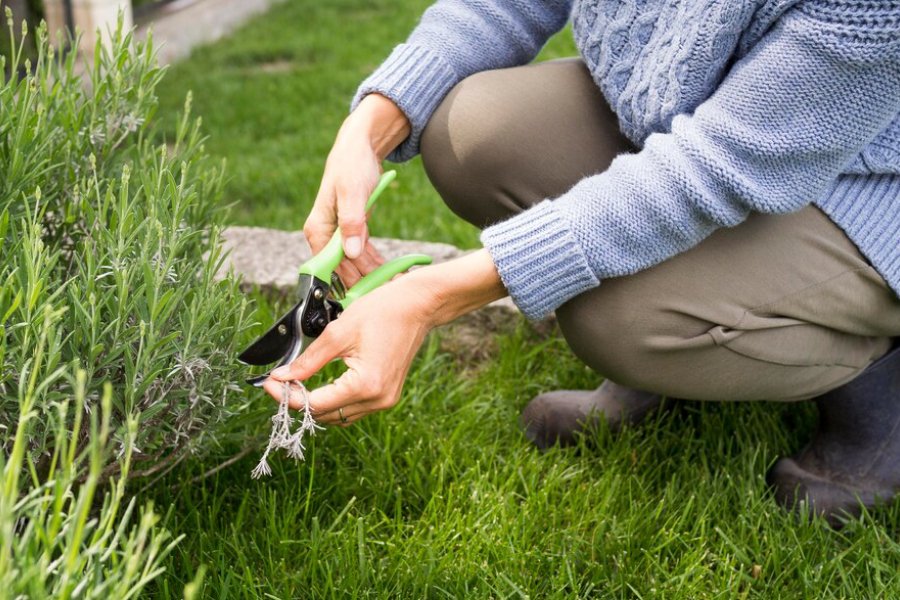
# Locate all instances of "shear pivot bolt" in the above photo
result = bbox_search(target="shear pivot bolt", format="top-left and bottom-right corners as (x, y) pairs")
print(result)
(277, 324), (287, 335)
(313, 288), (324, 301)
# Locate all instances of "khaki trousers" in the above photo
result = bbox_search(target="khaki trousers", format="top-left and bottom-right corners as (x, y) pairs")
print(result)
(420, 59), (900, 402)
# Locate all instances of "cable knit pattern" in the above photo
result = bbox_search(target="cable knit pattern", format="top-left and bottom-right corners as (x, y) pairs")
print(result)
(572, 0), (761, 144)
(354, 0), (900, 319)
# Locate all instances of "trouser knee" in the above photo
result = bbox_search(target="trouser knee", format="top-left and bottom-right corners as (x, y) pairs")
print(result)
(420, 75), (525, 229)
(555, 287), (668, 395)
(421, 59), (631, 230)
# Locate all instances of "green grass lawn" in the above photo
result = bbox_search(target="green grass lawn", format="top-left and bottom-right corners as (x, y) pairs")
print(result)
(145, 1), (900, 597)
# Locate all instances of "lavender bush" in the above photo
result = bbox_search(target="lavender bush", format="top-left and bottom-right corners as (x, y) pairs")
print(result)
(0, 371), (188, 598)
(0, 14), (252, 477)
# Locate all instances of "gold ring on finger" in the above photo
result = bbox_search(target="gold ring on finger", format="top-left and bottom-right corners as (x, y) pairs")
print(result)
(339, 407), (348, 424)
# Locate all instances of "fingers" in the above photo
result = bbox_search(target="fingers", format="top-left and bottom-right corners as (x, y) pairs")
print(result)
(262, 378), (312, 411)
(269, 327), (347, 383)
(258, 259), (423, 431)
(333, 242), (386, 288)
(336, 181), (370, 260)
(305, 368), (396, 424)
(305, 177), (338, 254)
(306, 192), (382, 284)
(354, 241), (385, 273)
(315, 399), (381, 426)
(262, 371), (392, 426)
(304, 368), (386, 414)
(303, 217), (332, 256)
(306, 178), (372, 256)
(335, 261), (363, 289)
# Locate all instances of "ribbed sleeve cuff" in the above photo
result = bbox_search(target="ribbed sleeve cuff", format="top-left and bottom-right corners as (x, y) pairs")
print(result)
(481, 201), (600, 321)
(351, 44), (460, 163)
(816, 174), (900, 298)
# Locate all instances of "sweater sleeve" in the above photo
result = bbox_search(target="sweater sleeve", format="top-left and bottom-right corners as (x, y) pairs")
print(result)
(482, 0), (900, 320)
(351, 1), (572, 162)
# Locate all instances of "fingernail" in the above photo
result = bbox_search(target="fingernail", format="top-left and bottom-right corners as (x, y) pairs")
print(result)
(271, 366), (290, 379)
(344, 236), (362, 259)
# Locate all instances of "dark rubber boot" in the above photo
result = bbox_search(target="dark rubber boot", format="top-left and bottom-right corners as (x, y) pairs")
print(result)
(767, 343), (900, 527)
(520, 380), (665, 450)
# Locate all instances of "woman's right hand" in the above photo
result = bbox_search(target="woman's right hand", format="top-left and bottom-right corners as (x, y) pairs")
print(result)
(304, 93), (411, 287)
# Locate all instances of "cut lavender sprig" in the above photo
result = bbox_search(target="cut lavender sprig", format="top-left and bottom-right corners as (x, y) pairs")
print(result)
(252, 380), (323, 478)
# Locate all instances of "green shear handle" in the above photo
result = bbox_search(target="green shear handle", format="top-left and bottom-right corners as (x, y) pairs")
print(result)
(339, 253), (430, 308)
(236, 171), (433, 382)
(299, 170), (432, 303)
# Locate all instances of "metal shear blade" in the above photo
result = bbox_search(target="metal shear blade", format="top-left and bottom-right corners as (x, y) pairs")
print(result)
(238, 300), (314, 387)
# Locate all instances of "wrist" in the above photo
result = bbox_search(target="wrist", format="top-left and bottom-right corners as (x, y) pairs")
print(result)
(407, 249), (508, 328)
(348, 93), (411, 160)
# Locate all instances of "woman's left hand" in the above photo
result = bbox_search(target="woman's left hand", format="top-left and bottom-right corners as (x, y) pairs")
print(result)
(263, 249), (507, 424)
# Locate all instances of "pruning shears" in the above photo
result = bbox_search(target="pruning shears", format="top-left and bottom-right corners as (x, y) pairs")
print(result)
(237, 170), (431, 385)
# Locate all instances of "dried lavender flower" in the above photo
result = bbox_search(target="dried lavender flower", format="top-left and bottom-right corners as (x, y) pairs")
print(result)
(252, 380), (323, 478)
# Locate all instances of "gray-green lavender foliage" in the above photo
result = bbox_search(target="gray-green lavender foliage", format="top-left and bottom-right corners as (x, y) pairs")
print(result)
(0, 13), (252, 477)
(0, 370), (191, 599)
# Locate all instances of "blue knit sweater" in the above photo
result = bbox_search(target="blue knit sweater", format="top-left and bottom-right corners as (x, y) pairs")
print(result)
(353, 0), (900, 320)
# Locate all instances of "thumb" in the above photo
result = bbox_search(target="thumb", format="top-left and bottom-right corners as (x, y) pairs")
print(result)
(269, 328), (347, 382)
(336, 184), (369, 260)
